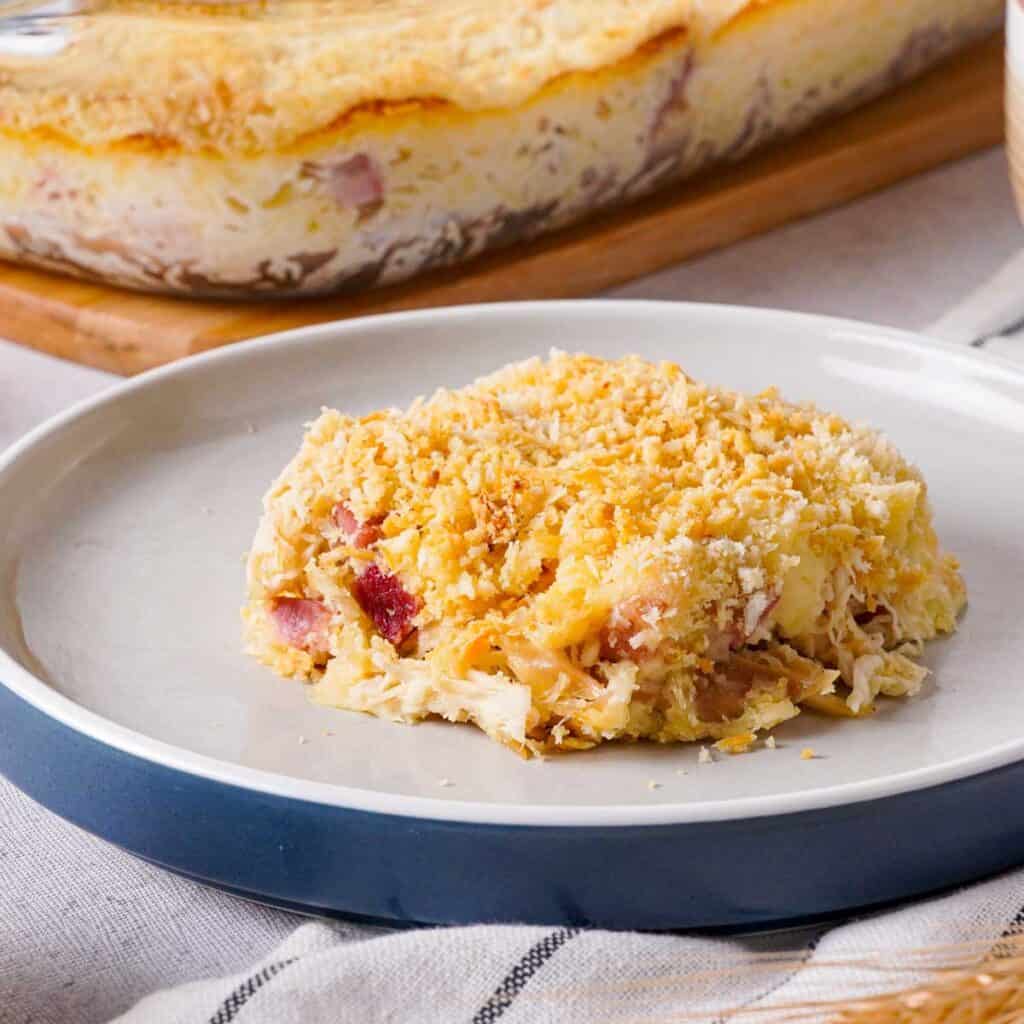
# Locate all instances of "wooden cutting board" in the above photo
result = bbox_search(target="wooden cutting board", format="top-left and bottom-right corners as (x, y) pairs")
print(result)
(0, 35), (1005, 376)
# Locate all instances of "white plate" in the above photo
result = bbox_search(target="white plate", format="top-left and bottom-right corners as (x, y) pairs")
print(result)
(1, 301), (1022, 927)
(3, 299), (1023, 822)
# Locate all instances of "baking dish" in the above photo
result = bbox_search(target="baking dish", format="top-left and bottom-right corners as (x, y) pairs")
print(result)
(0, 0), (1004, 297)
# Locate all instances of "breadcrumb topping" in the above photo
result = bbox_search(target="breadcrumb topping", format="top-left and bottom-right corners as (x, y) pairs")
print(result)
(0, 0), (709, 152)
(244, 351), (965, 755)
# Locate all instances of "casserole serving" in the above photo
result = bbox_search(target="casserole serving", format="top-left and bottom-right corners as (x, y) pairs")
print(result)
(244, 351), (964, 755)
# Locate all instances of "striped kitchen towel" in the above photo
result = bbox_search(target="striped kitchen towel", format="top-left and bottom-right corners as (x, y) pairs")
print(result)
(114, 865), (1024, 1024)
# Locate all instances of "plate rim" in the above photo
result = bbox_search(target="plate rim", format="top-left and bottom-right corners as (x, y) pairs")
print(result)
(2, 298), (1021, 828)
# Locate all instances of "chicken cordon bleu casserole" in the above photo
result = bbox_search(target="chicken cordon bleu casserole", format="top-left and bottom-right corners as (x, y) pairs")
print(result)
(243, 353), (965, 756)
(0, 0), (1001, 296)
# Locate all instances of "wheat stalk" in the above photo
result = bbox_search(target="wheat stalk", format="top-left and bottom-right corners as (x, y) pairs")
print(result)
(830, 953), (1024, 1024)
(513, 934), (1024, 1022)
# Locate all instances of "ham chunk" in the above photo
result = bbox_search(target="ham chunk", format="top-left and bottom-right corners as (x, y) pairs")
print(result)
(352, 564), (421, 646)
(332, 502), (383, 549)
(306, 153), (384, 213)
(269, 597), (331, 655)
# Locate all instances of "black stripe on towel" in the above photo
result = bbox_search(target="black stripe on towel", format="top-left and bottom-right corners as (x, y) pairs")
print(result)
(990, 898), (1024, 959)
(207, 957), (299, 1024)
(471, 928), (580, 1023)
(1002, 902), (1024, 938)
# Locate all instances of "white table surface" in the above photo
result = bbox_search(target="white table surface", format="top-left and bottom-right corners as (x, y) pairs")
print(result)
(2, 145), (1023, 1024)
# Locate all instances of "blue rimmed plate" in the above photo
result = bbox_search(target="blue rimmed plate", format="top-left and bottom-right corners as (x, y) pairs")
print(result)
(2, 301), (1023, 929)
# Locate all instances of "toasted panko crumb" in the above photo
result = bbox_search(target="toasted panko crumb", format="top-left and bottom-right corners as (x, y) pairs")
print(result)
(714, 732), (756, 755)
(765, 735), (777, 750)
(800, 747), (816, 760)
(698, 746), (713, 764)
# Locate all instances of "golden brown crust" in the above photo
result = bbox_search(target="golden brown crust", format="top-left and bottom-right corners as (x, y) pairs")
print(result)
(0, 0), (850, 154)
(0, 0), (710, 153)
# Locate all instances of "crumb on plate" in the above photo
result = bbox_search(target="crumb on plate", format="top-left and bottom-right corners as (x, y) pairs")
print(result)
(714, 732), (756, 755)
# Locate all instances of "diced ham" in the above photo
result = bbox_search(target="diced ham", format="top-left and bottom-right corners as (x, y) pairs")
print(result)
(309, 154), (384, 212)
(352, 564), (421, 647)
(269, 597), (331, 655)
(332, 501), (383, 549)
(603, 588), (780, 666)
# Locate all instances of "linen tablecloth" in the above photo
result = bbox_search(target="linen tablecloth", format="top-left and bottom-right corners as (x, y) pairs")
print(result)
(2, 146), (1023, 1024)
